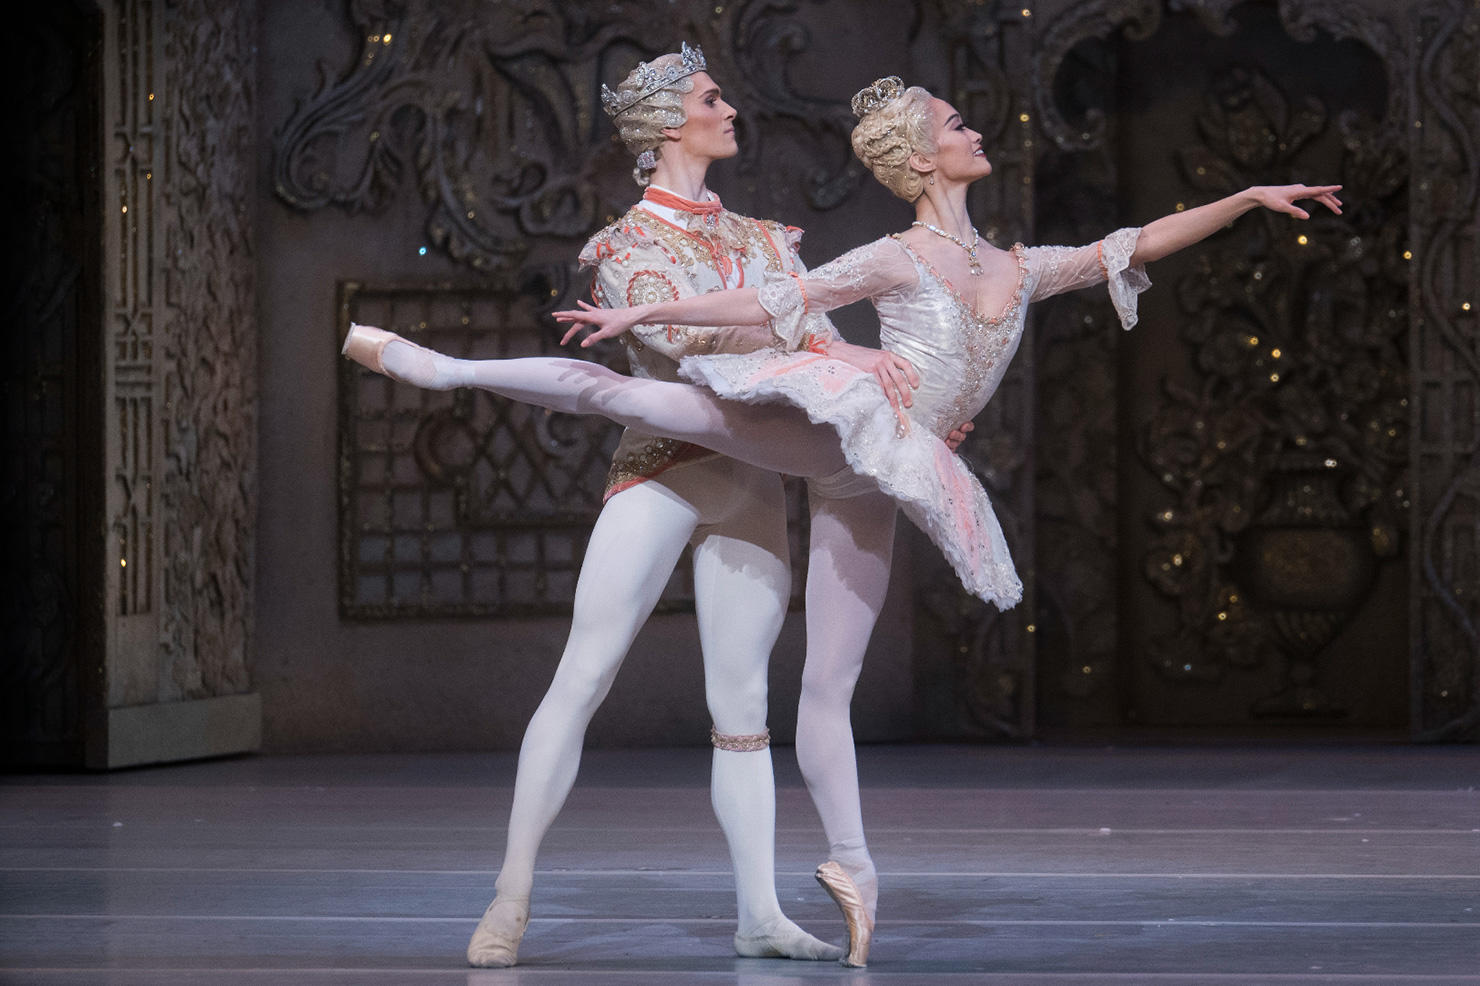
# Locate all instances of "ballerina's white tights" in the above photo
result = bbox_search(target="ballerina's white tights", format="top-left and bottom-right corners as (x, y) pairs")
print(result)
(380, 342), (849, 481)
(381, 342), (884, 933)
(796, 490), (892, 921)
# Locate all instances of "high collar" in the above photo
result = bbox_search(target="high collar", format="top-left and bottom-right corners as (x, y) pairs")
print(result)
(642, 184), (724, 218)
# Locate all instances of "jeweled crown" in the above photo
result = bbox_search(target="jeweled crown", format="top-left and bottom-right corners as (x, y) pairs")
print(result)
(600, 42), (708, 118)
(850, 76), (906, 119)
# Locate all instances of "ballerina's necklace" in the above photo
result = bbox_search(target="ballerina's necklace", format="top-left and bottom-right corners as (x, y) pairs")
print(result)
(911, 220), (982, 275)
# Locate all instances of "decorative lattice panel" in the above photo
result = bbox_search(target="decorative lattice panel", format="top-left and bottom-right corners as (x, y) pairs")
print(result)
(337, 282), (809, 619)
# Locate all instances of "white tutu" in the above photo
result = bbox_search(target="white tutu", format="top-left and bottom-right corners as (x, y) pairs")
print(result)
(680, 351), (1022, 608)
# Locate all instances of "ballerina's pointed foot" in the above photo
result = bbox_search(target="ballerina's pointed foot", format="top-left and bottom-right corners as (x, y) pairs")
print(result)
(816, 860), (874, 967)
(341, 322), (399, 375)
(341, 322), (450, 388)
(466, 896), (529, 968)
(733, 916), (844, 961)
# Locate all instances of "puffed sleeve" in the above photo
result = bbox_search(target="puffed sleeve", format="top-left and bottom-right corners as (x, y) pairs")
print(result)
(587, 234), (778, 359)
(772, 247), (844, 352)
(1024, 227), (1151, 330)
(760, 237), (917, 349)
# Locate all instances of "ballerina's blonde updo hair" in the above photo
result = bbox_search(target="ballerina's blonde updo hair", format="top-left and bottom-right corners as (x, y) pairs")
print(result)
(849, 77), (937, 202)
(605, 52), (699, 187)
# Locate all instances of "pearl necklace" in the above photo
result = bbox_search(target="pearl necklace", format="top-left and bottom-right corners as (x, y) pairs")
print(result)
(911, 220), (982, 275)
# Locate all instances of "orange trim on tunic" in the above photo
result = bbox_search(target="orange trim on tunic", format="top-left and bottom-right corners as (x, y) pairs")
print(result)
(588, 205), (804, 500)
(632, 207), (734, 288)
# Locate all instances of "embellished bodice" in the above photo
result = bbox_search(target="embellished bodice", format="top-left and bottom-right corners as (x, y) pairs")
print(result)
(755, 227), (1148, 439)
(877, 240), (1030, 437)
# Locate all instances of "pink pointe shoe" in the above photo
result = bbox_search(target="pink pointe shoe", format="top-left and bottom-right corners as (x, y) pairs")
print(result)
(815, 860), (873, 967)
(340, 322), (398, 374)
(340, 322), (443, 383)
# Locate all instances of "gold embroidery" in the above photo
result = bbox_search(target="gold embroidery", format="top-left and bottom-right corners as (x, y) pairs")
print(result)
(585, 205), (802, 497)
(604, 438), (716, 498)
(639, 211), (789, 282)
(710, 727), (770, 751)
(626, 270), (681, 306)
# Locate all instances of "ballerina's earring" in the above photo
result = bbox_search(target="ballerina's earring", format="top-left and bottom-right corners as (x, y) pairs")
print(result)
(928, 175), (935, 185)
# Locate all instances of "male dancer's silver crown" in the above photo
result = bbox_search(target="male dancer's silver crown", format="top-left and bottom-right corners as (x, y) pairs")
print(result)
(600, 42), (708, 118)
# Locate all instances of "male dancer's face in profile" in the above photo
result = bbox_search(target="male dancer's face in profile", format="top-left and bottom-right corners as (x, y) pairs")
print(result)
(673, 71), (739, 161)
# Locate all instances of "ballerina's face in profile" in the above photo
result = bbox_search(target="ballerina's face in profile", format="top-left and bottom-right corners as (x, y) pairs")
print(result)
(662, 71), (739, 163)
(915, 97), (992, 189)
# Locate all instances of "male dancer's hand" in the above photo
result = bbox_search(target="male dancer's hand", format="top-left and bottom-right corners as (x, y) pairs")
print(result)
(945, 421), (973, 452)
(826, 340), (919, 435)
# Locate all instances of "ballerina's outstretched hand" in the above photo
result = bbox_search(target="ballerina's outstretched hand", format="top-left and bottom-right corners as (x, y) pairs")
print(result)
(1250, 183), (1344, 219)
(556, 300), (641, 347)
(1130, 183), (1343, 265)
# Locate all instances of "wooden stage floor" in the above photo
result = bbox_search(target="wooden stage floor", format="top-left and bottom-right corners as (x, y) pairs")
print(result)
(2, 744), (1478, 984)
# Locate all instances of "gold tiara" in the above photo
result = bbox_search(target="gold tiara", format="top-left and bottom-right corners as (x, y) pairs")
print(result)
(600, 42), (708, 118)
(851, 76), (906, 119)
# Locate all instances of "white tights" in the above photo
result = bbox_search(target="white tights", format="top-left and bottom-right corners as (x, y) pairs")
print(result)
(797, 491), (894, 920)
(385, 347), (850, 480)
(385, 342), (888, 920)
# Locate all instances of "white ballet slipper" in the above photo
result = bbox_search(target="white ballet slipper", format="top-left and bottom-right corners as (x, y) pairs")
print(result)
(466, 895), (529, 968)
(733, 915), (845, 961)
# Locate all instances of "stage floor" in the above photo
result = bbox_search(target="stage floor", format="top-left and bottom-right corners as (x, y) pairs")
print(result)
(3, 744), (1478, 984)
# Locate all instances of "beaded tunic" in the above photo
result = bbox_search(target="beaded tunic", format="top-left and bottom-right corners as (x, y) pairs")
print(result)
(681, 228), (1150, 607)
(579, 189), (837, 498)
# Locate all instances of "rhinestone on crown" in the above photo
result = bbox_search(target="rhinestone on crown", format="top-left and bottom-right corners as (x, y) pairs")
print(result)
(850, 76), (906, 119)
(600, 42), (708, 118)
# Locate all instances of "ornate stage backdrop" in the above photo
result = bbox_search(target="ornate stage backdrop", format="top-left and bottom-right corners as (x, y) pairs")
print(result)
(6, 0), (261, 767)
(6, 0), (1475, 765)
(266, 0), (1476, 744)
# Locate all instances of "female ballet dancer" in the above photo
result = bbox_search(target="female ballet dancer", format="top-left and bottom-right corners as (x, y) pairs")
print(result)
(344, 76), (1342, 965)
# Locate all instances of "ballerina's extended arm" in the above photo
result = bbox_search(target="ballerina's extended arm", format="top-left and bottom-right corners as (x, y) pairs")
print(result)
(556, 282), (926, 418)
(557, 289), (764, 347)
(1132, 184), (1343, 265)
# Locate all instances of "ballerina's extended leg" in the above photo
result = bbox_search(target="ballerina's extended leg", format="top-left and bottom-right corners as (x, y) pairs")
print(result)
(342, 323), (849, 481)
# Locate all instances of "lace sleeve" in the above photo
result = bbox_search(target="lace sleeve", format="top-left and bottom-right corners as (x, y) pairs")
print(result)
(760, 237), (916, 348)
(762, 248), (843, 351)
(1025, 227), (1151, 330)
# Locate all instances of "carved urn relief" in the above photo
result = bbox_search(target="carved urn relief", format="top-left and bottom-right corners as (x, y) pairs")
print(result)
(1118, 33), (1409, 726)
(1234, 455), (1386, 717)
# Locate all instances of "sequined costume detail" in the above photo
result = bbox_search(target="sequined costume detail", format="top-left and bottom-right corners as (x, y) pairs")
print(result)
(710, 727), (771, 751)
(580, 189), (837, 498)
(680, 227), (1148, 606)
